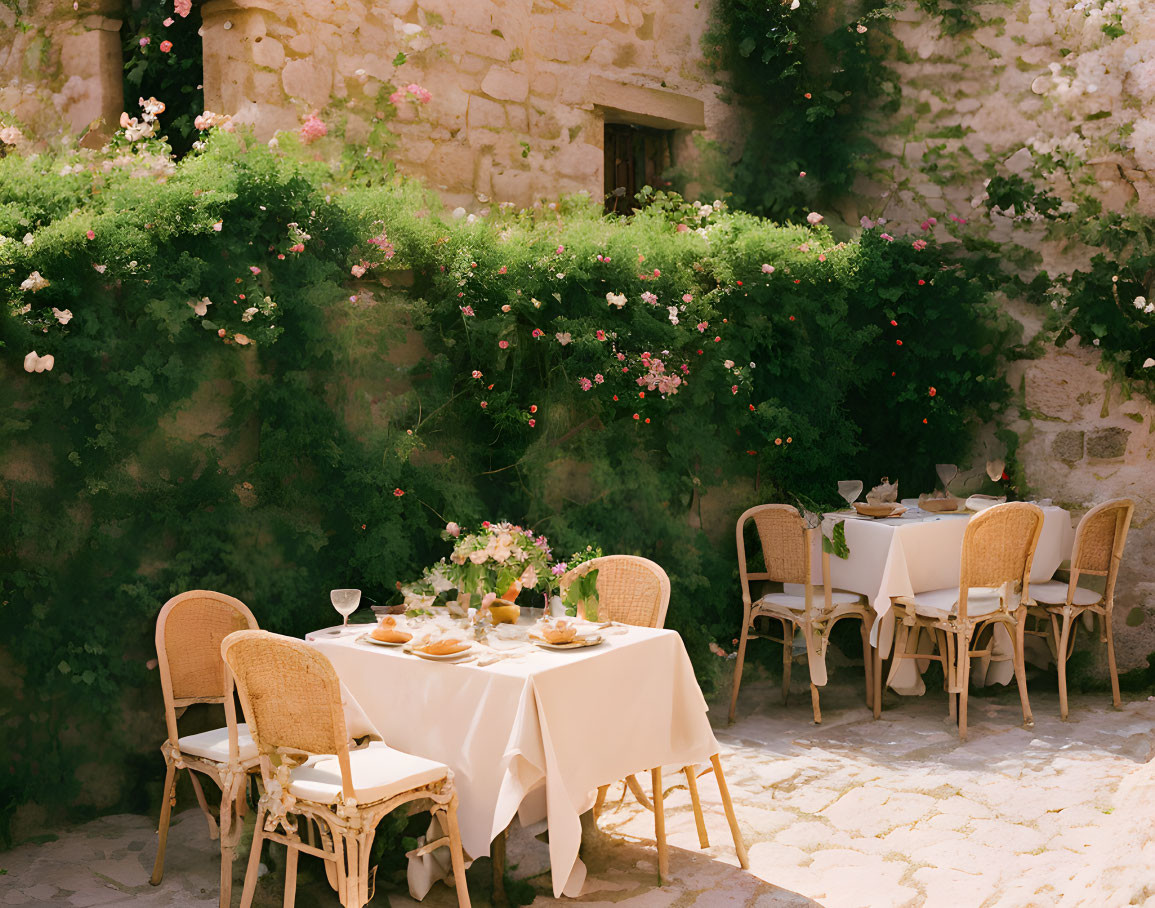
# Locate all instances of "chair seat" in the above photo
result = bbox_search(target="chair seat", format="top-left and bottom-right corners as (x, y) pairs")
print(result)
(901, 587), (1004, 619)
(759, 589), (863, 611)
(178, 724), (258, 763)
(1030, 580), (1102, 607)
(290, 741), (448, 805)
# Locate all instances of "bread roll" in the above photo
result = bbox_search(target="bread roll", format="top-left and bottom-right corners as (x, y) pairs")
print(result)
(371, 625), (412, 643)
(418, 639), (470, 656)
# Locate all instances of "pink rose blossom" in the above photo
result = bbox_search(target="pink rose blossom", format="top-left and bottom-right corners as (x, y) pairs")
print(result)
(160, 40), (172, 52)
(912, 239), (927, 251)
(351, 264), (366, 278)
(460, 305), (475, 316)
(731, 385), (738, 394)
(249, 266), (261, 275)
(498, 340), (509, 349)
(880, 233), (894, 242)
(86, 230), (95, 240)
(531, 328), (544, 338)
(472, 370), (483, 379)
(481, 401), (488, 408)
(594, 374), (604, 384)
(818, 254), (826, 262)
(950, 214), (967, 225)
(556, 245), (564, 254)
(393, 488), (405, 497)
(616, 352), (626, 361)
(289, 243), (304, 253)
(596, 330), (606, 341)
(174, 0), (191, 16)
(163, 16), (174, 25)
(528, 418), (535, 428)
(299, 112), (328, 144)
(641, 291), (658, 305)
(579, 377), (593, 391)
(139, 37), (150, 46)
(676, 223), (689, 233)
(682, 293), (692, 303)
(696, 322), (708, 333)
(761, 264), (774, 274)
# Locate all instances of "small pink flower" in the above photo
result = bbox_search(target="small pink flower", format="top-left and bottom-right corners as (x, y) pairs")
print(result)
(696, 322), (708, 333)
(528, 418), (536, 428)
(139, 36), (150, 46)
(556, 245), (564, 254)
(159, 40), (172, 52)
(761, 264), (774, 274)
(174, 0), (191, 16)
(86, 230), (95, 240)
(641, 291), (658, 305)
(289, 243), (304, 253)
(481, 401), (488, 408)
(393, 488), (405, 497)
(950, 214), (967, 225)
(163, 17), (174, 25)
(472, 370), (483, 379)
(880, 233), (894, 242)
(653, 269), (660, 277)
(249, 266), (261, 275)
(596, 330), (606, 341)
(498, 339), (509, 349)
(460, 305), (475, 316)
(212, 220), (223, 232)
(818, 254), (826, 262)
(531, 328), (544, 338)
(498, 265), (507, 274)
(676, 223), (689, 233)
(731, 385), (738, 394)
(616, 352), (626, 361)
(799, 171), (806, 177)
(912, 239), (927, 251)
(299, 112), (328, 144)
(798, 243), (810, 253)
(594, 373), (604, 384)
(579, 377), (593, 391)
(405, 83), (432, 104)
(351, 264), (366, 278)
(682, 293), (693, 303)
(277, 254), (285, 260)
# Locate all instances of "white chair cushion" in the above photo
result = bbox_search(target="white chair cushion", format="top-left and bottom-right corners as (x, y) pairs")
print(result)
(1030, 580), (1102, 607)
(906, 587), (1003, 619)
(178, 724), (258, 762)
(760, 589), (863, 611)
(289, 741), (448, 805)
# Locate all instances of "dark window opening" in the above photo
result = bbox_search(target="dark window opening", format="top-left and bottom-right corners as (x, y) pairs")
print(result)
(604, 122), (673, 215)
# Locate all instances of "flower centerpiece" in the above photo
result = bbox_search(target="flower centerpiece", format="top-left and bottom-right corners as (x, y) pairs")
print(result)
(403, 521), (555, 618)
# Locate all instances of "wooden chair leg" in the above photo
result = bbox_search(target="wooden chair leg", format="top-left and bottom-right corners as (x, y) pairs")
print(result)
(1056, 610), (1072, 721)
(728, 615), (751, 723)
(625, 774), (654, 811)
(781, 620), (794, 707)
(188, 770), (220, 841)
(1013, 610), (1034, 728)
(957, 629), (972, 740)
(238, 806), (267, 908)
(445, 797), (473, 908)
(709, 754), (748, 869)
(945, 630), (958, 721)
(809, 683), (822, 725)
(1105, 609), (1122, 709)
(150, 762), (178, 886)
(282, 841), (299, 908)
(860, 620), (874, 709)
(593, 784), (608, 819)
(651, 768), (668, 884)
(491, 822), (508, 908)
(872, 628), (883, 718)
(683, 766), (709, 849)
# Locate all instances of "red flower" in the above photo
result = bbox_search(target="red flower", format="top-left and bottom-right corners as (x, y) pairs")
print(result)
(160, 40), (173, 52)
(928, 387), (937, 397)
(922, 418), (928, 424)
(393, 488), (404, 497)
(644, 418), (651, 424)
(896, 339), (903, 346)
(632, 413), (640, 420)
(639, 392), (645, 398)
(918, 279), (926, 286)
(613, 395), (618, 401)
(528, 419), (536, 428)
(736, 280), (743, 286)
(890, 319), (897, 326)
(530, 404), (538, 413)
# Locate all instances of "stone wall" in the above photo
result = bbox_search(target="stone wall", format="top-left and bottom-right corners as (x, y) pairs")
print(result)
(0, 0), (124, 139)
(199, 0), (735, 209)
(847, 1), (1155, 673)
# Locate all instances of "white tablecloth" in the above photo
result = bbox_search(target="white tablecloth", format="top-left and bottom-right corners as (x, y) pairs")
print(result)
(805, 505), (1074, 693)
(307, 624), (717, 898)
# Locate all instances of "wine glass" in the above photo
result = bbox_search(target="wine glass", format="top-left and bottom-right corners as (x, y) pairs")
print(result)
(935, 463), (958, 493)
(330, 589), (361, 631)
(837, 480), (863, 510)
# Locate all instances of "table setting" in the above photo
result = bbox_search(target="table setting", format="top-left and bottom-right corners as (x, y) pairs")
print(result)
(303, 521), (719, 900)
(806, 466), (1075, 695)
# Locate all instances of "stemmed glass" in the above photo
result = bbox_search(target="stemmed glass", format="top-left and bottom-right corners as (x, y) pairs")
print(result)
(329, 589), (361, 632)
(837, 480), (863, 510)
(935, 463), (958, 494)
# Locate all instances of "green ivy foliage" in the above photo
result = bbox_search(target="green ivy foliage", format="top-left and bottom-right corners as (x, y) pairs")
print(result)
(702, 0), (902, 220)
(0, 130), (1011, 829)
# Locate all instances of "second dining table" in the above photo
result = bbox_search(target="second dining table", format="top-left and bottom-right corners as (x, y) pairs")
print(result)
(307, 617), (722, 898)
(803, 502), (1075, 695)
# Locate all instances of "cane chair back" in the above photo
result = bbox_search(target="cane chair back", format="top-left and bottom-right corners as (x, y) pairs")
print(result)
(957, 502), (1044, 618)
(155, 590), (257, 748)
(221, 630), (351, 767)
(562, 555), (670, 628)
(1070, 499), (1134, 602)
(740, 504), (811, 587)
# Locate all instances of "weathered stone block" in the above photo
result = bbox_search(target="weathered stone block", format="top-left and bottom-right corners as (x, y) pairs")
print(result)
(1051, 430), (1084, 465)
(251, 35), (285, 69)
(1086, 427), (1130, 460)
(282, 58), (332, 107)
(467, 94), (506, 130)
(481, 66), (529, 103)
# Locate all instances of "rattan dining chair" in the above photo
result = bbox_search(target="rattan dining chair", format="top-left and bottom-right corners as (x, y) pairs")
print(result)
(882, 501), (1044, 739)
(1026, 498), (1134, 719)
(221, 629), (471, 908)
(151, 590), (260, 908)
(730, 504), (875, 725)
(561, 555), (749, 884)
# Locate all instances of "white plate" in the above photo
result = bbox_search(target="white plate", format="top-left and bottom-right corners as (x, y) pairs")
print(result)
(531, 634), (604, 651)
(406, 643), (476, 661)
(358, 633), (411, 648)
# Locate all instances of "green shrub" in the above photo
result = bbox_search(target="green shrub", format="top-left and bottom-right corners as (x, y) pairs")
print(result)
(0, 129), (1011, 830)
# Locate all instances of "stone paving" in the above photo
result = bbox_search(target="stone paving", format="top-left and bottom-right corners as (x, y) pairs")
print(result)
(3, 680), (1155, 907)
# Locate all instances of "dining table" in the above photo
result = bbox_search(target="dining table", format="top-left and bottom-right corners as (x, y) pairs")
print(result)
(306, 616), (721, 899)
(801, 501), (1075, 695)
